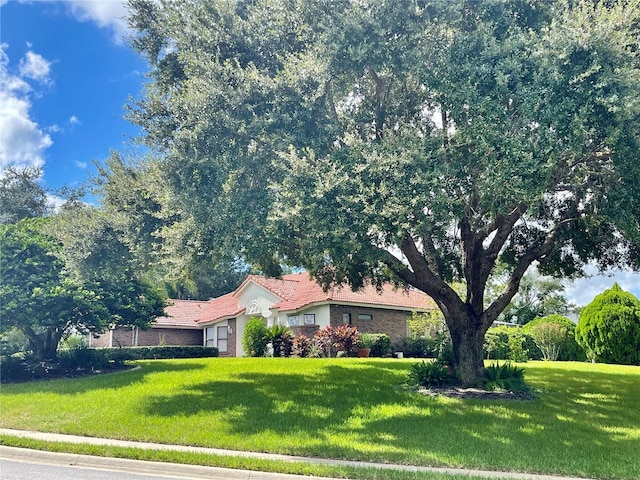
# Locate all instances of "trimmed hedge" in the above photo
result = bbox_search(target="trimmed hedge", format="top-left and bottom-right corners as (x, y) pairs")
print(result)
(104, 346), (219, 361)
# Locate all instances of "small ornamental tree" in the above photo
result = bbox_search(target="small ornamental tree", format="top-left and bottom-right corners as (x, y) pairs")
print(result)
(529, 323), (566, 361)
(524, 315), (585, 361)
(576, 284), (640, 365)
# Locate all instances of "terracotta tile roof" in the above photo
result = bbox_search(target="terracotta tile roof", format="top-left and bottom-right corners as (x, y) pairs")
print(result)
(243, 274), (299, 300)
(188, 272), (434, 325)
(196, 292), (245, 324)
(154, 300), (210, 328)
(271, 272), (434, 312)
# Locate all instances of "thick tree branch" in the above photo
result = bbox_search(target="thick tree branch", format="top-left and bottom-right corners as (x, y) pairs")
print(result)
(483, 218), (572, 325)
(325, 78), (341, 130)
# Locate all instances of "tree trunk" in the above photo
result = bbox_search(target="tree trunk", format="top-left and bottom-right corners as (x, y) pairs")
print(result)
(21, 326), (60, 362)
(448, 320), (487, 386)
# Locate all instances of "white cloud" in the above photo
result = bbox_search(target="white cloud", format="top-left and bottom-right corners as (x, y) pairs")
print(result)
(74, 160), (88, 170)
(19, 51), (52, 83)
(69, 115), (80, 125)
(65, 1), (131, 45)
(0, 45), (53, 170)
(566, 267), (640, 306)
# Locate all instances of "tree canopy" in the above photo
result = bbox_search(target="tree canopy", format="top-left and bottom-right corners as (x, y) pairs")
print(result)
(0, 166), (49, 224)
(126, 0), (640, 383)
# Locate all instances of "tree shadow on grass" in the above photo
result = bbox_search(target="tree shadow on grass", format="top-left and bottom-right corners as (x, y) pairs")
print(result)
(0, 361), (209, 396)
(139, 361), (640, 479)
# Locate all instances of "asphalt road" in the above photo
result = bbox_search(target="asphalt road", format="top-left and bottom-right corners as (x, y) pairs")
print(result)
(0, 447), (339, 480)
(1, 458), (200, 480)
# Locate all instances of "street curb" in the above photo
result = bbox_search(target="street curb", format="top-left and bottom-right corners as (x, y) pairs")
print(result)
(0, 429), (596, 480)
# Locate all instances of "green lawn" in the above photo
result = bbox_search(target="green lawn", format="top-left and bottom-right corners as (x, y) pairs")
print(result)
(1, 358), (639, 479)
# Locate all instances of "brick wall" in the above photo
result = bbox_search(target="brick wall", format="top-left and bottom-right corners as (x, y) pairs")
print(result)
(112, 328), (136, 347)
(137, 328), (202, 346)
(289, 325), (320, 338)
(90, 332), (110, 348)
(329, 305), (409, 344)
(219, 319), (237, 357)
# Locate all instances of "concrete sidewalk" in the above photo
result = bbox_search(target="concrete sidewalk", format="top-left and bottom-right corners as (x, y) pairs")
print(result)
(0, 428), (595, 480)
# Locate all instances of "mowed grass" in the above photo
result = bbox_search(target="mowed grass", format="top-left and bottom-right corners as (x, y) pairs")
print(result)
(1, 359), (639, 479)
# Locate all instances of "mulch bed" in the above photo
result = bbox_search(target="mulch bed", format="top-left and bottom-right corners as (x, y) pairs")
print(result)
(415, 385), (536, 400)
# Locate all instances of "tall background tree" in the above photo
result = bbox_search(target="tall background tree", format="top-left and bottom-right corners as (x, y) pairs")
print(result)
(0, 166), (49, 224)
(93, 152), (251, 299)
(126, 0), (640, 384)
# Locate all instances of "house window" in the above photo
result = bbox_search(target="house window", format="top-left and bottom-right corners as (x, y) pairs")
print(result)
(217, 325), (228, 352)
(342, 313), (351, 324)
(358, 314), (373, 321)
(288, 315), (299, 326)
(303, 314), (315, 325)
(205, 327), (215, 347)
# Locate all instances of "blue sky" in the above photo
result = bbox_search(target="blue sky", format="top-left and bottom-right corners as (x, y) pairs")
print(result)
(0, 0), (638, 305)
(0, 0), (145, 191)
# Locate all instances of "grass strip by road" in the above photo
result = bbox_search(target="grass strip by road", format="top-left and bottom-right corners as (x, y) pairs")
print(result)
(1, 359), (639, 479)
(0, 435), (523, 480)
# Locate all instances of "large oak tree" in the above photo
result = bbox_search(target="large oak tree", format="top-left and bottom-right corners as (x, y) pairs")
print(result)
(126, 0), (640, 384)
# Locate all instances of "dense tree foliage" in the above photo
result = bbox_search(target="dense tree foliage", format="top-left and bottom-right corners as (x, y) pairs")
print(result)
(0, 166), (49, 224)
(0, 212), (165, 362)
(0, 219), (107, 360)
(576, 284), (640, 365)
(126, 0), (640, 384)
(93, 152), (250, 299)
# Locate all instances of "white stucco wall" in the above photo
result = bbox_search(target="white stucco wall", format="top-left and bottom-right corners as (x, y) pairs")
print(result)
(276, 304), (331, 328)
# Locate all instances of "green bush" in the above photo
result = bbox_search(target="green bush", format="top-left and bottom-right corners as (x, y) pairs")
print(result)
(408, 360), (449, 387)
(242, 317), (268, 357)
(104, 346), (219, 361)
(367, 333), (392, 357)
(397, 337), (438, 357)
(265, 324), (293, 357)
(58, 347), (111, 369)
(0, 355), (27, 383)
(485, 362), (528, 393)
(576, 284), (640, 365)
(524, 315), (586, 361)
(483, 326), (541, 361)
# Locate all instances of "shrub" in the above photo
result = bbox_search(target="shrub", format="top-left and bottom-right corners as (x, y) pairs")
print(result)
(58, 347), (111, 369)
(313, 325), (359, 357)
(485, 362), (528, 393)
(508, 335), (528, 363)
(483, 326), (541, 361)
(0, 355), (27, 383)
(398, 336), (439, 358)
(524, 314), (586, 361)
(242, 317), (268, 357)
(369, 333), (393, 357)
(408, 360), (449, 388)
(313, 327), (333, 357)
(291, 334), (311, 357)
(357, 333), (377, 349)
(331, 325), (360, 354)
(104, 346), (219, 361)
(265, 324), (293, 357)
(576, 284), (640, 365)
